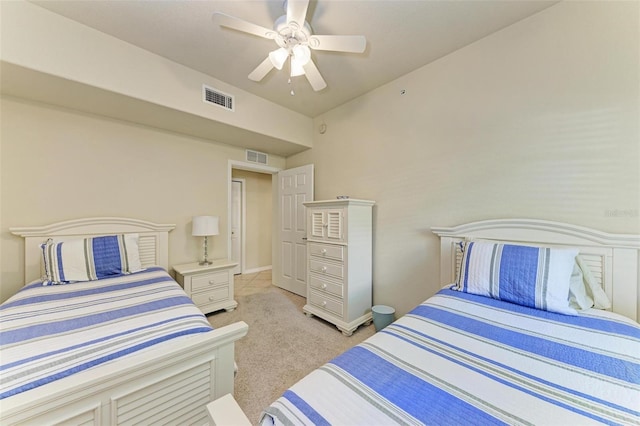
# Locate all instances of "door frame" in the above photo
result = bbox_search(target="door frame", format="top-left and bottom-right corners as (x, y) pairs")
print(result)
(227, 160), (281, 275)
(231, 178), (246, 274)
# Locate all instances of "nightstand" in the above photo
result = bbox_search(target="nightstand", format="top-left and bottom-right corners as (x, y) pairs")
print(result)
(173, 260), (238, 315)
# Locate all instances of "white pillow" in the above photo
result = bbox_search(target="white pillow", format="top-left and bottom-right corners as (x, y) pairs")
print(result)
(568, 261), (594, 310)
(123, 233), (144, 273)
(576, 255), (611, 309)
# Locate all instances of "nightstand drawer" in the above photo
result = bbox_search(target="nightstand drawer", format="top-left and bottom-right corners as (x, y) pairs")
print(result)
(309, 290), (343, 317)
(309, 259), (343, 280)
(191, 271), (229, 291)
(192, 286), (229, 307)
(308, 243), (344, 262)
(309, 275), (343, 298)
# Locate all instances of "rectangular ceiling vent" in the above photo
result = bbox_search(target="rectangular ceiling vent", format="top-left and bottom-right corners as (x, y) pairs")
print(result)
(203, 85), (234, 111)
(246, 149), (268, 165)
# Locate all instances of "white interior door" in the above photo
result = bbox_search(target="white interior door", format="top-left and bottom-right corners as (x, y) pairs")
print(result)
(276, 164), (314, 296)
(231, 179), (243, 274)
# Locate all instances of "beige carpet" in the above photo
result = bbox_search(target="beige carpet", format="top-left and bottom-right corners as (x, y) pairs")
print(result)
(207, 270), (376, 424)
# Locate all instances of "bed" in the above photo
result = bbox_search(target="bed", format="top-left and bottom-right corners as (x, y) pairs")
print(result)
(1, 217), (248, 425)
(261, 219), (640, 425)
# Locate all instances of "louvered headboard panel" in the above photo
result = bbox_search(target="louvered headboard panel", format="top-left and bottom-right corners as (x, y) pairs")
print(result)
(432, 219), (640, 321)
(138, 234), (160, 268)
(11, 217), (175, 284)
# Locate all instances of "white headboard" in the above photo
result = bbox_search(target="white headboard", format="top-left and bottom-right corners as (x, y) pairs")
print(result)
(11, 217), (176, 284)
(432, 219), (640, 321)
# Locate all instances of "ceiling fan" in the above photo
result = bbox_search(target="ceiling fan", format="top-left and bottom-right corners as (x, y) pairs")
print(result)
(212, 0), (366, 92)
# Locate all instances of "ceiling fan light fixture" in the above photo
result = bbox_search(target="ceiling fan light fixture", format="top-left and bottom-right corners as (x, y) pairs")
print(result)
(269, 47), (289, 70)
(292, 44), (311, 65)
(213, 0), (367, 92)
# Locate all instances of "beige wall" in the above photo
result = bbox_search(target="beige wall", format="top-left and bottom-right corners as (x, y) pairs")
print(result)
(1, 1), (637, 314)
(0, 96), (285, 301)
(232, 169), (273, 272)
(287, 1), (640, 316)
(0, 0), (313, 153)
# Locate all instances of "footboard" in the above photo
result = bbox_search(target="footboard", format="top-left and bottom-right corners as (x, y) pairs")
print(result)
(0, 321), (248, 425)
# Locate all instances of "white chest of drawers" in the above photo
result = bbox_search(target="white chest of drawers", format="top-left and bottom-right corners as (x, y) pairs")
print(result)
(173, 260), (238, 315)
(302, 199), (375, 336)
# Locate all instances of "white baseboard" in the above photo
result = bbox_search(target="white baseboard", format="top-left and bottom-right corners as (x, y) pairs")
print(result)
(242, 265), (272, 274)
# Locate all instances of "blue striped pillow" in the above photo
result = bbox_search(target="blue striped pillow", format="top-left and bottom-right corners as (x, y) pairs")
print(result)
(40, 234), (144, 285)
(455, 241), (579, 315)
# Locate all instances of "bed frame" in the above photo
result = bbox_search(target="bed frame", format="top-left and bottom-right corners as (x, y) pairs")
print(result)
(432, 218), (640, 322)
(3, 217), (249, 425)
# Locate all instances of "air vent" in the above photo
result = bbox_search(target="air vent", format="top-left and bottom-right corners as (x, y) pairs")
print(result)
(246, 149), (268, 165)
(203, 85), (234, 111)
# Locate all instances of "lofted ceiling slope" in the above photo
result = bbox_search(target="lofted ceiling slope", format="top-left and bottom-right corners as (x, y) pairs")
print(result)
(29, 0), (558, 119)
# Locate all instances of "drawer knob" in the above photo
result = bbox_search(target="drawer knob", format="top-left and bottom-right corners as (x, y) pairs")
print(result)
(209, 280), (215, 285)
(321, 301), (327, 307)
(321, 283), (327, 289)
(209, 296), (215, 301)
(321, 266), (327, 273)
(321, 249), (327, 255)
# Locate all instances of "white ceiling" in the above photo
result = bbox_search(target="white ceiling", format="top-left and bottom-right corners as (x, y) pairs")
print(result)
(31, 0), (557, 118)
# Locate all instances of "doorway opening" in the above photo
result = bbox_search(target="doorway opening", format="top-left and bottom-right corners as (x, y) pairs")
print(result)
(230, 178), (245, 275)
(227, 160), (314, 296)
(227, 161), (280, 276)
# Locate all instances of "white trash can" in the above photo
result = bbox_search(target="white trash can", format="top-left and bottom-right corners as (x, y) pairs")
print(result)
(372, 305), (395, 331)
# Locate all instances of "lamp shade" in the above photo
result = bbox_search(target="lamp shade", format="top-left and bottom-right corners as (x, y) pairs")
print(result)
(268, 47), (289, 70)
(192, 216), (219, 236)
(292, 45), (311, 66)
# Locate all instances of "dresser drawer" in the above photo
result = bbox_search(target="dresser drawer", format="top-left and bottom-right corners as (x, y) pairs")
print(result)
(308, 290), (343, 317)
(309, 259), (344, 280)
(308, 243), (344, 262)
(191, 271), (229, 292)
(192, 286), (229, 307)
(309, 275), (343, 298)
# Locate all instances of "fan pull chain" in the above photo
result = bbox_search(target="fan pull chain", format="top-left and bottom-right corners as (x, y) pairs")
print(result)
(288, 56), (295, 96)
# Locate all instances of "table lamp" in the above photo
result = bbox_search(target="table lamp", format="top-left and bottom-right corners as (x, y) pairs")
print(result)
(192, 216), (219, 265)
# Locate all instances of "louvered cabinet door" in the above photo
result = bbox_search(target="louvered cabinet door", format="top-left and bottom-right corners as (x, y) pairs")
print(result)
(310, 211), (326, 239)
(326, 210), (343, 240)
(308, 209), (345, 242)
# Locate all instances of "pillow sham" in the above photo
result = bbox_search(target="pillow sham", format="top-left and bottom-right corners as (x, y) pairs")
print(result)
(41, 234), (144, 285)
(455, 241), (578, 315)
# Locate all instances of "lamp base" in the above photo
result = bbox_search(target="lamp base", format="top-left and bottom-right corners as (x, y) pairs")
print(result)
(199, 235), (213, 266)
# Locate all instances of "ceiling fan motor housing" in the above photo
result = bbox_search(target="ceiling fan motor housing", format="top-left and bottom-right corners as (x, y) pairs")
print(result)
(274, 15), (312, 49)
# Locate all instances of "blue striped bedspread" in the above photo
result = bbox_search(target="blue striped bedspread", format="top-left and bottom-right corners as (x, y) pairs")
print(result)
(0, 267), (213, 399)
(262, 288), (640, 425)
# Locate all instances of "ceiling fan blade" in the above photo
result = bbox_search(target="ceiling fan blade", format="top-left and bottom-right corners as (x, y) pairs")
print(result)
(308, 35), (366, 53)
(212, 12), (276, 39)
(248, 57), (275, 81)
(286, 0), (309, 29)
(302, 59), (327, 91)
